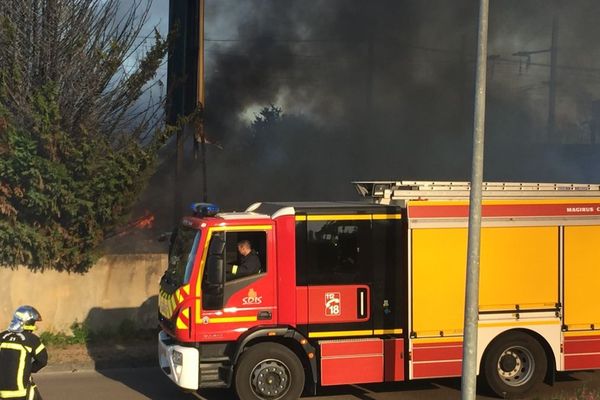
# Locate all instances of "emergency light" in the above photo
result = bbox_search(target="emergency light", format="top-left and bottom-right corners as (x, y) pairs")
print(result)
(190, 203), (220, 217)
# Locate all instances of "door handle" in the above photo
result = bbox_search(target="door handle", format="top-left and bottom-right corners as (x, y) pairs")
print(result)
(257, 311), (272, 320)
(357, 288), (368, 319)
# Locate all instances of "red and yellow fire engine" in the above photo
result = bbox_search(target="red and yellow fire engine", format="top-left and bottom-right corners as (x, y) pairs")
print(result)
(158, 181), (600, 399)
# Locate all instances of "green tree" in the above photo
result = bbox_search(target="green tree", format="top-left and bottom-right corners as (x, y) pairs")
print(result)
(0, 0), (170, 272)
(250, 105), (283, 135)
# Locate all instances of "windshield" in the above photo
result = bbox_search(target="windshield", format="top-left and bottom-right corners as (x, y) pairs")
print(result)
(165, 226), (201, 287)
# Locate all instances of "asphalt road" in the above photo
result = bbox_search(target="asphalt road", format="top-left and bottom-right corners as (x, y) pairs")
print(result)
(34, 367), (600, 400)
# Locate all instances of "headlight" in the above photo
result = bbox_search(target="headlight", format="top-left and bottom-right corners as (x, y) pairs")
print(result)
(172, 350), (183, 366)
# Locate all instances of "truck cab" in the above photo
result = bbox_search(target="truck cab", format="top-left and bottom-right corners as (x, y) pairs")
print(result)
(158, 201), (404, 399)
(158, 203), (282, 390)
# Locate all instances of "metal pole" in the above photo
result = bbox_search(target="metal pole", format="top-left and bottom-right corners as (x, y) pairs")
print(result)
(548, 16), (559, 142)
(175, 129), (184, 223)
(197, 0), (205, 108)
(461, 0), (490, 399)
(169, 0), (188, 224)
(198, 0), (208, 202)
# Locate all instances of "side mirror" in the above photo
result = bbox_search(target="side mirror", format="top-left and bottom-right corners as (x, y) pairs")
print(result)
(205, 255), (224, 286)
(203, 255), (224, 310)
(208, 235), (225, 256)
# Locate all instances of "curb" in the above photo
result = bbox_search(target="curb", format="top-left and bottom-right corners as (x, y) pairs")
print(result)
(39, 363), (95, 374)
(39, 358), (157, 374)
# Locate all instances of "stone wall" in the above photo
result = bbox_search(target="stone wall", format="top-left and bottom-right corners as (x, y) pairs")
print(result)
(0, 254), (167, 333)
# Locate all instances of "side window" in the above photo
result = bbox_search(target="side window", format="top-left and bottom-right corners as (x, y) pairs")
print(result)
(225, 231), (267, 282)
(306, 219), (372, 284)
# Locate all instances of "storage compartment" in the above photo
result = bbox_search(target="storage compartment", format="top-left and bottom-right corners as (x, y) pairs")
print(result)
(384, 338), (404, 382)
(320, 338), (383, 386)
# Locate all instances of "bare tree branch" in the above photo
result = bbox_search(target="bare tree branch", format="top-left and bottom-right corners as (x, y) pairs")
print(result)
(0, 0), (166, 145)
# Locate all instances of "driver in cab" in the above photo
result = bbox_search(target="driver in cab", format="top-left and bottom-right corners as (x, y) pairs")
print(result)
(229, 240), (262, 279)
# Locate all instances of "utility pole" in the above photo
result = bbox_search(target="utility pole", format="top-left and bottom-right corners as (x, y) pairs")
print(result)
(194, 0), (208, 203)
(168, 0), (208, 222)
(167, 0), (190, 224)
(461, 0), (489, 399)
(548, 16), (559, 143)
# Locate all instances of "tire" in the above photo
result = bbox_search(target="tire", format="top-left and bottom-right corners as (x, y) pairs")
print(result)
(234, 343), (305, 400)
(482, 331), (547, 399)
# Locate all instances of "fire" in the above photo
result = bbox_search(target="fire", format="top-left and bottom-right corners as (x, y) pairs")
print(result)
(109, 211), (155, 238)
(133, 213), (155, 230)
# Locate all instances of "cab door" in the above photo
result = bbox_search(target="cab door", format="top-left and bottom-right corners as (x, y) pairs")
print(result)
(199, 224), (276, 342)
(301, 216), (374, 337)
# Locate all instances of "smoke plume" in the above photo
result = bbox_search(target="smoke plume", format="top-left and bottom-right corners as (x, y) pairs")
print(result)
(119, 0), (600, 251)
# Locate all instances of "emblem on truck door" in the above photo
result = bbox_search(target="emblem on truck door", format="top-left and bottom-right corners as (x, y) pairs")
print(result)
(242, 288), (263, 305)
(325, 292), (341, 316)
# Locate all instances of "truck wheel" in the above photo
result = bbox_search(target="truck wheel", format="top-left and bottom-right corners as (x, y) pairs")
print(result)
(482, 331), (547, 398)
(235, 343), (305, 400)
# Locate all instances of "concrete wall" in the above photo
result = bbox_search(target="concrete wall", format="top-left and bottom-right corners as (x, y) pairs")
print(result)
(0, 254), (167, 333)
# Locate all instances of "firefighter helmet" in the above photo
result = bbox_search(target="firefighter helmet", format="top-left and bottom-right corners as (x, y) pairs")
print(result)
(8, 306), (42, 333)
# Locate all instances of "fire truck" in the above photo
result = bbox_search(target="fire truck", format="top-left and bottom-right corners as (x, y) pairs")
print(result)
(158, 181), (600, 399)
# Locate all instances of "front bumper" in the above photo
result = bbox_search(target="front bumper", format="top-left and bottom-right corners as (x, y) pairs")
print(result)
(158, 330), (200, 390)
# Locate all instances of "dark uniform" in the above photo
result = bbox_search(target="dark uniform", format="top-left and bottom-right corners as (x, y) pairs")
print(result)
(235, 250), (262, 278)
(0, 330), (47, 400)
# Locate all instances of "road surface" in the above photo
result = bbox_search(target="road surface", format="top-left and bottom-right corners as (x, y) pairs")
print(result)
(35, 367), (600, 400)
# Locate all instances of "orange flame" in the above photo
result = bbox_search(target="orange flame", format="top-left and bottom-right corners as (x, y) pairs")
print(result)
(110, 211), (155, 238)
(133, 213), (155, 230)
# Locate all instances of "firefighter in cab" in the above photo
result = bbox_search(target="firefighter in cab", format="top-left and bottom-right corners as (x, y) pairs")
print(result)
(0, 306), (48, 400)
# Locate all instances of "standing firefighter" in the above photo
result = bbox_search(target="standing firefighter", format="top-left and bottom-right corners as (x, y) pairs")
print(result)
(0, 306), (47, 400)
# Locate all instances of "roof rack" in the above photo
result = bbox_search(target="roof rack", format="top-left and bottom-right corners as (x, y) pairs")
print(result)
(354, 181), (600, 203)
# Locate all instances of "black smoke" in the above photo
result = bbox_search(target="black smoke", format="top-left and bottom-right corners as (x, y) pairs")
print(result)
(113, 0), (600, 252)
(195, 1), (599, 202)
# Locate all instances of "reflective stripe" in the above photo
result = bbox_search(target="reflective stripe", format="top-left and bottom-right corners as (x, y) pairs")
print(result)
(210, 225), (272, 232)
(209, 316), (257, 324)
(231, 265), (238, 275)
(308, 330), (373, 338)
(372, 214), (403, 220)
(296, 214), (402, 221)
(0, 343), (28, 397)
(305, 215), (372, 221)
(181, 284), (190, 295)
(373, 328), (404, 335)
(0, 389), (27, 398)
(411, 337), (464, 344)
(28, 385), (37, 400)
(176, 317), (188, 329)
(35, 343), (45, 355)
(564, 331), (600, 338)
(308, 328), (405, 338)
(0, 343), (32, 353)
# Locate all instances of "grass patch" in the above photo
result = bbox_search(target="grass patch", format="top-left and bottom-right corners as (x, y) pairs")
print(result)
(40, 322), (89, 346)
(40, 320), (156, 347)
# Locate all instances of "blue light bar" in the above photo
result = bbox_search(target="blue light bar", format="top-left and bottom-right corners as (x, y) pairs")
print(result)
(190, 203), (220, 217)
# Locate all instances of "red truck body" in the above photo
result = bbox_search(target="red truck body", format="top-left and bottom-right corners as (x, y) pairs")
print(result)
(158, 181), (600, 399)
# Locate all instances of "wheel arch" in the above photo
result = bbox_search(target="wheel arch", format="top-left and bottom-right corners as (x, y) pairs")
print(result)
(232, 326), (318, 392)
(478, 327), (557, 381)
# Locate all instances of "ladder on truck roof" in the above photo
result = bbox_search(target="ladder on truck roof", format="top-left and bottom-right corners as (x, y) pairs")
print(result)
(353, 180), (600, 203)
